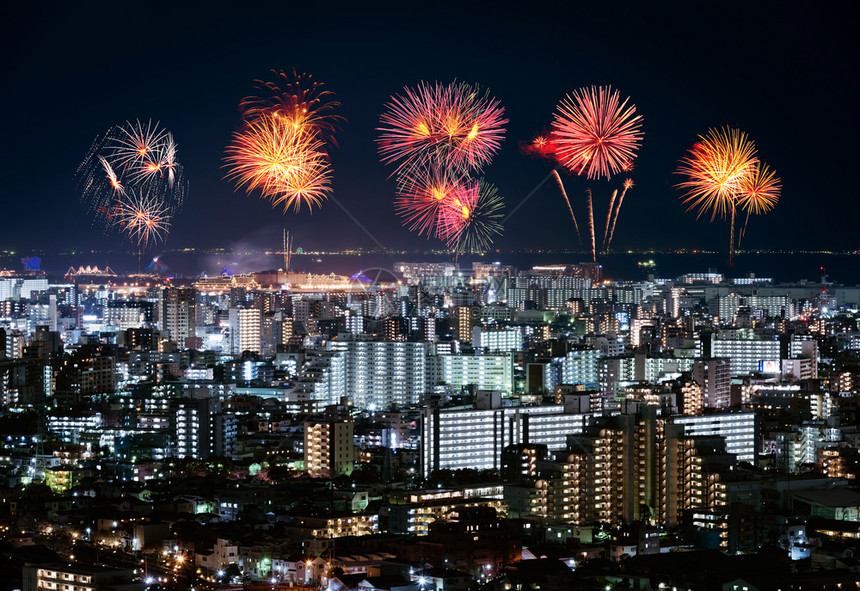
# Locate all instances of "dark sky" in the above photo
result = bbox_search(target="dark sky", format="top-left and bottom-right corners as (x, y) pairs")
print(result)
(3, 1), (858, 255)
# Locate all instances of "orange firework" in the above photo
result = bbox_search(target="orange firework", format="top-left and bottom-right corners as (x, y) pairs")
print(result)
(737, 162), (781, 246)
(224, 113), (331, 212)
(676, 127), (780, 263)
(737, 162), (781, 216)
(676, 127), (758, 222)
(240, 69), (343, 146)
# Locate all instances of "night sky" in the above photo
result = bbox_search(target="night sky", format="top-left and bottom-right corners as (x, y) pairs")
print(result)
(3, 1), (858, 255)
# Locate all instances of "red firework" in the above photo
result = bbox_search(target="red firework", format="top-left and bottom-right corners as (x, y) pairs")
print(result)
(551, 85), (643, 180)
(394, 166), (468, 238)
(377, 81), (507, 175)
(436, 180), (480, 243)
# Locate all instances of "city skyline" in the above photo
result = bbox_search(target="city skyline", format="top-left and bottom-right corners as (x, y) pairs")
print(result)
(4, 2), (858, 255)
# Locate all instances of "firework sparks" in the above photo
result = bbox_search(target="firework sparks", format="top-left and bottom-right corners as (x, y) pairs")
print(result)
(98, 155), (124, 196)
(377, 81), (507, 175)
(224, 113), (331, 212)
(675, 127), (779, 263)
(114, 190), (171, 248)
(676, 127), (759, 222)
(737, 162), (781, 216)
(240, 69), (343, 145)
(77, 120), (186, 243)
(737, 162), (781, 247)
(394, 166), (467, 238)
(436, 180), (480, 244)
(445, 179), (505, 254)
(551, 86), (644, 180)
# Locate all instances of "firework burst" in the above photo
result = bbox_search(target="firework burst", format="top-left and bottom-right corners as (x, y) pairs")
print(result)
(394, 166), (468, 238)
(551, 86), (644, 180)
(377, 81), (507, 175)
(676, 127), (780, 262)
(436, 180), (480, 244)
(445, 179), (505, 254)
(114, 189), (171, 248)
(77, 120), (186, 243)
(240, 69), (343, 148)
(737, 162), (781, 216)
(224, 113), (331, 212)
(737, 162), (781, 247)
(676, 127), (759, 222)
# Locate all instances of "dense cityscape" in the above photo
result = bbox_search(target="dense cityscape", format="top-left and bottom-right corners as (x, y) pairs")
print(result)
(2, 256), (860, 591)
(4, 2), (859, 591)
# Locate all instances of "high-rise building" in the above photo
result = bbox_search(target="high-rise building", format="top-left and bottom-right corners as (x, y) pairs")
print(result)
(420, 404), (594, 477)
(170, 398), (237, 459)
(293, 340), (430, 409)
(693, 358), (732, 408)
(304, 418), (355, 476)
(228, 307), (261, 355)
(161, 287), (197, 347)
(453, 306), (479, 343)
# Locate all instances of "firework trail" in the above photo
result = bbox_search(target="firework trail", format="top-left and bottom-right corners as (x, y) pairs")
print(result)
(585, 188), (596, 263)
(224, 112), (331, 212)
(676, 127), (760, 263)
(552, 86), (644, 180)
(606, 179), (633, 249)
(603, 189), (617, 249)
(522, 135), (581, 242)
(551, 169), (581, 243)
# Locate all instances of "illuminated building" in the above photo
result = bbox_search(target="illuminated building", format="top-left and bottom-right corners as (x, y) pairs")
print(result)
(105, 300), (153, 330)
(433, 353), (513, 393)
(548, 408), (738, 528)
(161, 287), (197, 346)
(673, 412), (757, 463)
(327, 340), (430, 408)
(295, 340), (428, 409)
(170, 398), (237, 459)
(710, 334), (781, 376)
(558, 348), (603, 389)
(453, 306), (479, 343)
(420, 404), (594, 477)
(389, 489), (505, 535)
(681, 381), (704, 415)
(394, 262), (457, 282)
(471, 327), (522, 352)
(304, 418), (355, 476)
(228, 307), (261, 355)
(23, 563), (135, 591)
(693, 358), (732, 409)
(716, 293), (791, 324)
(285, 513), (377, 538)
